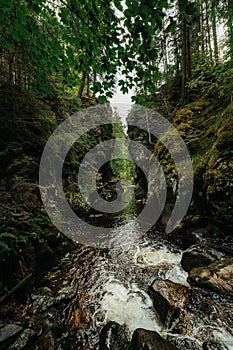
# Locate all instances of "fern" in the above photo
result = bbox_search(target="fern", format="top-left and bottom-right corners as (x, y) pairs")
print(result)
(0, 240), (10, 252)
(0, 232), (16, 239)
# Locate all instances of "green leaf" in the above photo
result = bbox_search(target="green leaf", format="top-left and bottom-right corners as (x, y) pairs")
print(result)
(185, 3), (198, 16)
(98, 95), (107, 102)
(0, 241), (10, 252)
(0, 232), (15, 239)
(1, 38), (13, 49)
(106, 91), (113, 98)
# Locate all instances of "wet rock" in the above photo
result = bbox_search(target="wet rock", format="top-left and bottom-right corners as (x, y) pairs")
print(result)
(68, 307), (89, 329)
(181, 246), (222, 272)
(31, 294), (55, 313)
(148, 280), (189, 326)
(130, 329), (178, 350)
(188, 258), (233, 297)
(8, 328), (37, 350)
(99, 321), (129, 350)
(31, 280), (77, 314)
(148, 279), (230, 337)
(202, 341), (227, 350)
(39, 330), (55, 350)
(0, 324), (23, 349)
(181, 230), (204, 250)
(166, 335), (202, 350)
(32, 308), (65, 339)
(55, 282), (77, 303)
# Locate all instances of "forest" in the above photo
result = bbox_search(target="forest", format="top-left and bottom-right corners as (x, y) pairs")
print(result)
(0, 0), (232, 349)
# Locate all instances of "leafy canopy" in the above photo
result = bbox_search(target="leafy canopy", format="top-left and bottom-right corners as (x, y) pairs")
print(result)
(0, 0), (198, 97)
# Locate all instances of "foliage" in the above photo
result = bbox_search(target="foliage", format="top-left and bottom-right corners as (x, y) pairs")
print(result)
(110, 120), (135, 183)
(0, 0), (184, 98)
(0, 0), (232, 99)
(187, 62), (233, 104)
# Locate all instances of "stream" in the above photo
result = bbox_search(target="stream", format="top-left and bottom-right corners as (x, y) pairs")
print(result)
(25, 209), (232, 350)
(1, 104), (232, 350)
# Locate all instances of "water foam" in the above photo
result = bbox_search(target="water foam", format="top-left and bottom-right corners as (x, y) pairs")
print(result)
(99, 279), (162, 334)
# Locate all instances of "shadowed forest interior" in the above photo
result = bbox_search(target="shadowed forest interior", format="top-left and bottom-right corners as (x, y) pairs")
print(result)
(0, 1), (232, 349)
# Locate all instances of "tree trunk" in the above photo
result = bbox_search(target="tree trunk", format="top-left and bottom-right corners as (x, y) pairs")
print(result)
(205, 0), (213, 63)
(174, 36), (180, 75)
(8, 49), (15, 87)
(186, 25), (191, 81)
(92, 70), (97, 97)
(86, 72), (90, 96)
(211, 5), (219, 62)
(181, 22), (191, 97)
(227, 0), (233, 60)
(78, 72), (86, 99)
(199, 1), (205, 55)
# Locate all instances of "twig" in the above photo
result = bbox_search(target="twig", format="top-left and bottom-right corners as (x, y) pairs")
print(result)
(0, 273), (32, 305)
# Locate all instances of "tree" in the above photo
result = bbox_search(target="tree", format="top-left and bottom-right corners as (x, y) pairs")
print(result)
(226, 0), (233, 60)
(211, 0), (219, 62)
(178, 0), (194, 96)
(1, 0), (230, 101)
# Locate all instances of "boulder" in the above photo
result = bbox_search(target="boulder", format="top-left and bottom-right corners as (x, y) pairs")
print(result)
(181, 246), (223, 272)
(99, 321), (129, 350)
(0, 324), (23, 350)
(167, 335), (202, 350)
(130, 329), (178, 350)
(8, 329), (37, 350)
(148, 278), (232, 338)
(188, 258), (233, 297)
(148, 280), (189, 326)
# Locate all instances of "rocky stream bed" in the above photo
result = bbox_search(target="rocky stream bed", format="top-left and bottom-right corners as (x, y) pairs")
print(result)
(0, 210), (232, 350)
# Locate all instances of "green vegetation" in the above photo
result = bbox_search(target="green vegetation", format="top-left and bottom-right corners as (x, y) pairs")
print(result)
(111, 114), (135, 184)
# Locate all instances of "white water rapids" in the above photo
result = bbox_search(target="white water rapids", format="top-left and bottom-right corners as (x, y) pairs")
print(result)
(71, 216), (232, 350)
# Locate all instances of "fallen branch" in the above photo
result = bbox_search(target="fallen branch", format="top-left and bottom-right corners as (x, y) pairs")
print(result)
(0, 273), (32, 305)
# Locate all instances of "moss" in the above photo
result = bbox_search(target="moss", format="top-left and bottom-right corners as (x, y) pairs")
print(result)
(175, 108), (194, 123)
(176, 121), (193, 132)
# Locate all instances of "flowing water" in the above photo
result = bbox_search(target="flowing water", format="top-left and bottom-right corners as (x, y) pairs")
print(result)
(29, 106), (232, 349)
(53, 210), (233, 350)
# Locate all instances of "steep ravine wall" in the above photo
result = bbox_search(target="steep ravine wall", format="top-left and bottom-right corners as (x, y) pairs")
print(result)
(127, 101), (233, 238)
(0, 89), (114, 296)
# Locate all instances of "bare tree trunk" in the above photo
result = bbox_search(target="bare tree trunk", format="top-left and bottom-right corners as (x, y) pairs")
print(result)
(211, 2), (219, 62)
(174, 35), (180, 75)
(92, 70), (96, 97)
(181, 22), (191, 97)
(86, 72), (90, 96)
(8, 49), (15, 87)
(78, 72), (86, 99)
(227, 0), (233, 60)
(199, 1), (205, 55)
(205, 0), (213, 63)
(186, 25), (191, 81)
